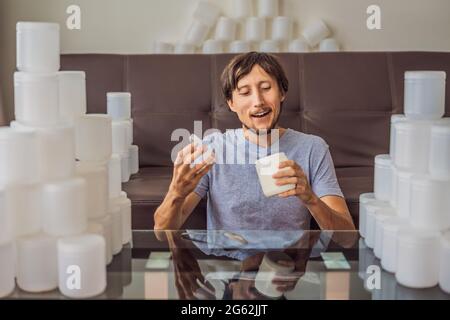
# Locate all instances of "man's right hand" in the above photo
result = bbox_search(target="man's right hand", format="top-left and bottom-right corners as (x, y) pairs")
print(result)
(168, 142), (215, 200)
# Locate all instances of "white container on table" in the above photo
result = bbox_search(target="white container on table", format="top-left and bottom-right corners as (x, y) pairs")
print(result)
(75, 114), (112, 164)
(230, 40), (252, 53)
(0, 190), (13, 246)
(112, 191), (132, 245)
(10, 121), (76, 182)
(381, 217), (406, 273)
(257, 0), (279, 18)
(410, 175), (450, 231)
(215, 17), (237, 42)
(120, 152), (131, 183)
(404, 71), (446, 120)
(288, 39), (310, 53)
(58, 71), (86, 125)
(395, 169), (413, 219)
(0, 126), (39, 187)
(76, 162), (108, 219)
(245, 17), (266, 43)
(393, 120), (432, 173)
(396, 228), (440, 289)
(389, 114), (407, 159)
(14, 72), (60, 126)
(108, 154), (122, 199)
(358, 193), (375, 238)
(203, 39), (225, 54)
(364, 200), (391, 249)
(429, 123), (450, 180)
(90, 214), (113, 265)
(272, 17), (292, 42)
(112, 121), (130, 155)
(319, 38), (340, 52)
(0, 242), (15, 298)
(374, 207), (396, 259)
(302, 20), (331, 47)
(16, 22), (60, 72)
(6, 184), (42, 237)
(110, 204), (123, 256)
(41, 178), (87, 237)
(107, 92), (131, 121)
(439, 231), (450, 294)
(129, 145), (139, 175)
(374, 154), (393, 202)
(260, 40), (280, 53)
(58, 234), (106, 298)
(17, 234), (58, 293)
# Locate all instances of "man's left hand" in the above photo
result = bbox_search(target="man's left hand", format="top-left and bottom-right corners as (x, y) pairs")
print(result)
(273, 160), (316, 204)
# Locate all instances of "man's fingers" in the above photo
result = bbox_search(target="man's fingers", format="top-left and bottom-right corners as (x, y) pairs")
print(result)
(275, 177), (299, 186)
(272, 167), (296, 179)
(278, 188), (298, 198)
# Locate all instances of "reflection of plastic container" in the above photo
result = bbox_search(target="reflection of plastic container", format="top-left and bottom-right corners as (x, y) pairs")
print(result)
(404, 71), (446, 120)
(430, 123), (450, 180)
(58, 234), (106, 298)
(410, 175), (450, 231)
(14, 72), (60, 126)
(374, 155), (392, 202)
(358, 193), (375, 238)
(439, 231), (450, 294)
(254, 251), (294, 298)
(396, 228), (440, 289)
(16, 22), (60, 72)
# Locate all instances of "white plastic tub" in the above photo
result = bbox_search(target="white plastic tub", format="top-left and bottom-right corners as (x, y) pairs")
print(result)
(107, 92), (131, 121)
(16, 22), (60, 72)
(76, 163), (108, 219)
(404, 71), (446, 120)
(358, 193), (376, 238)
(75, 114), (112, 164)
(374, 154), (393, 202)
(58, 71), (86, 125)
(439, 231), (450, 294)
(429, 123), (450, 180)
(381, 217), (406, 273)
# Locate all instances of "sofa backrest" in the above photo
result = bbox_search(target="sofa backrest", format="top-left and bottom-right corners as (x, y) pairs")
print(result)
(61, 52), (450, 168)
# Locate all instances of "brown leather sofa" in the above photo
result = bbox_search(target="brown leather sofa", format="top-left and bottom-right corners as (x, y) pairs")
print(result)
(61, 52), (450, 230)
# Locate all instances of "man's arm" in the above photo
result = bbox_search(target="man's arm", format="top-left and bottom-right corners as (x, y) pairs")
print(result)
(154, 192), (202, 230)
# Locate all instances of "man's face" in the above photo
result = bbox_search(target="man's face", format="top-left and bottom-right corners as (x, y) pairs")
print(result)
(227, 65), (285, 134)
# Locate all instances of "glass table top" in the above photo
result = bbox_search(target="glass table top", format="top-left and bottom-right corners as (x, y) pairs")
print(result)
(5, 230), (450, 300)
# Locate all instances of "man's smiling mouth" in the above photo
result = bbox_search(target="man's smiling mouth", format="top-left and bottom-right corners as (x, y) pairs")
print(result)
(251, 110), (272, 118)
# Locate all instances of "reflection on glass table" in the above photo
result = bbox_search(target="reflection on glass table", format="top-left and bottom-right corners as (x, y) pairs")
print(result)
(4, 230), (450, 300)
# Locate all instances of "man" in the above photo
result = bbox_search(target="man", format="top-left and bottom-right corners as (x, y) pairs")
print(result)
(154, 52), (355, 231)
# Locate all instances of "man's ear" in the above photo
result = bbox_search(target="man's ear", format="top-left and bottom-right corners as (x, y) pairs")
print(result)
(280, 93), (286, 102)
(227, 99), (237, 113)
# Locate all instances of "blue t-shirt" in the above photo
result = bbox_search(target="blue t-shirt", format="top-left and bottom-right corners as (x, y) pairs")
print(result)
(194, 128), (343, 231)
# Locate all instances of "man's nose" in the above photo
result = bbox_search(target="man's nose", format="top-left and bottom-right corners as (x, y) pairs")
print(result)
(251, 90), (265, 107)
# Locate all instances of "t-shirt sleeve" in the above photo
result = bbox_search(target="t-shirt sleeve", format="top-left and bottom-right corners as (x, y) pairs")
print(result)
(193, 171), (209, 199)
(310, 139), (344, 199)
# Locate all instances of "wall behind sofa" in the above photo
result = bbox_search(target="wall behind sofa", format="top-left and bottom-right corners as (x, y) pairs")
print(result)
(1, 0), (450, 122)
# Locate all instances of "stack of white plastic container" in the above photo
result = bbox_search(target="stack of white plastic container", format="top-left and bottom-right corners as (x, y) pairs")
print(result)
(152, 0), (341, 54)
(0, 22), (135, 299)
(359, 70), (450, 294)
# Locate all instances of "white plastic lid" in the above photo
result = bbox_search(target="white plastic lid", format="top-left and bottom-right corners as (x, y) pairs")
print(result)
(359, 193), (375, 204)
(397, 227), (440, 245)
(391, 114), (406, 123)
(58, 71), (86, 78)
(14, 71), (58, 82)
(17, 21), (59, 31)
(395, 120), (433, 131)
(58, 234), (104, 253)
(375, 154), (391, 166)
(107, 92), (131, 98)
(405, 71), (446, 80)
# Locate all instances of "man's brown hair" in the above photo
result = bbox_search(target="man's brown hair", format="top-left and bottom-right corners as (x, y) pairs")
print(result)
(221, 52), (289, 102)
